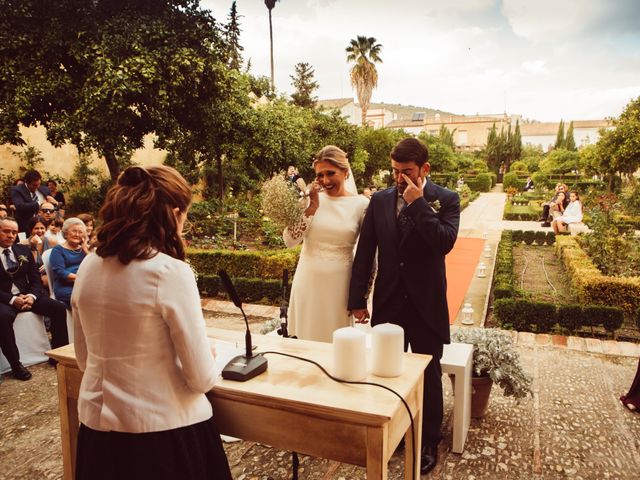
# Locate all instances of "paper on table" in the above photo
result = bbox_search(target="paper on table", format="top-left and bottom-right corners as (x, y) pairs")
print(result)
(210, 337), (244, 374)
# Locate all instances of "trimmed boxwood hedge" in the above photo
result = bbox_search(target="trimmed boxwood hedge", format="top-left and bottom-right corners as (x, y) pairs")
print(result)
(493, 231), (515, 299)
(187, 248), (299, 280)
(494, 299), (625, 336)
(187, 247), (301, 304)
(555, 236), (640, 316)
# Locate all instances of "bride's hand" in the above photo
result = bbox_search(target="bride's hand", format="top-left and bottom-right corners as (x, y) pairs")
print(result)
(305, 180), (321, 215)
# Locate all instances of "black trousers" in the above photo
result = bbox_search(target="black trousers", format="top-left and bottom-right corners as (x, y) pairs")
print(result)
(394, 301), (444, 448)
(0, 296), (68, 367)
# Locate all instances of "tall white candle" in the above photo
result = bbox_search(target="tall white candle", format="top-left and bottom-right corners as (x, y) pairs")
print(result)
(332, 327), (367, 382)
(371, 323), (404, 377)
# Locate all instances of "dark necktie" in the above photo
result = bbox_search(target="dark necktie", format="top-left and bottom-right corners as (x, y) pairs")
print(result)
(3, 249), (18, 271)
(397, 199), (413, 237)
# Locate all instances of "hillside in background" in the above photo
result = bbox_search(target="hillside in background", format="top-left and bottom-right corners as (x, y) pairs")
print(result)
(369, 102), (457, 120)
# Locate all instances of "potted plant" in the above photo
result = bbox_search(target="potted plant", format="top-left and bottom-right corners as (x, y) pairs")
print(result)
(451, 327), (533, 418)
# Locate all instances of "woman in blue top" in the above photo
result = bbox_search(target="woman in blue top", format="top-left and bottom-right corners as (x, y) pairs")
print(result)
(50, 217), (88, 308)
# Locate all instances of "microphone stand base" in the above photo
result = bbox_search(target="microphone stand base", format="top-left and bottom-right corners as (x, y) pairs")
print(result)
(221, 354), (268, 382)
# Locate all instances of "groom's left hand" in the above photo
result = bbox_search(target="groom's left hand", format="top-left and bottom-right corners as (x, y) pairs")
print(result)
(401, 174), (423, 205)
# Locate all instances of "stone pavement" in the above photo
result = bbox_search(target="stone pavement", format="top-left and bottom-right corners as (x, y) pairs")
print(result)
(201, 187), (640, 478)
(200, 305), (640, 479)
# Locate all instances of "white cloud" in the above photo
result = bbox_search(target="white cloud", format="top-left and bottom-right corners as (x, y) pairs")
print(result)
(522, 60), (547, 74)
(501, 0), (609, 41)
(202, 0), (640, 121)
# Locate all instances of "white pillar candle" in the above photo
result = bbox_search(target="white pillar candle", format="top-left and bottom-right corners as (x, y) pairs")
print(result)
(371, 323), (404, 377)
(332, 327), (367, 382)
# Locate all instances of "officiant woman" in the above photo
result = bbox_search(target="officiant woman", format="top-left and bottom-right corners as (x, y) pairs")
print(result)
(71, 166), (231, 480)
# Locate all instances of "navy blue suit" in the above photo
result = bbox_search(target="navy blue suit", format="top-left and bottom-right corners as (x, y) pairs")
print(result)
(10, 183), (52, 232)
(348, 179), (460, 446)
(0, 244), (68, 368)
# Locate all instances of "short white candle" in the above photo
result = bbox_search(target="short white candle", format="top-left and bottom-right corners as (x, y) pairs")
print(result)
(371, 323), (404, 377)
(332, 327), (367, 382)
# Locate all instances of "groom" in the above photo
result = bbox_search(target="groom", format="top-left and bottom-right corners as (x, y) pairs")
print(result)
(348, 137), (460, 475)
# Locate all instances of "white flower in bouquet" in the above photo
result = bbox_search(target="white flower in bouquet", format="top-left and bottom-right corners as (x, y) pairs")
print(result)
(261, 172), (304, 229)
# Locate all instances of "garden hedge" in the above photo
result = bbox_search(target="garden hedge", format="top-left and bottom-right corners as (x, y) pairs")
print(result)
(186, 248), (299, 280)
(493, 231), (515, 299)
(494, 299), (624, 336)
(186, 248), (301, 304)
(554, 236), (640, 316)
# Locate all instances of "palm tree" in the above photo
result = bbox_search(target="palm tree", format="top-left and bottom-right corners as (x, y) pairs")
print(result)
(264, 0), (279, 91)
(346, 36), (383, 126)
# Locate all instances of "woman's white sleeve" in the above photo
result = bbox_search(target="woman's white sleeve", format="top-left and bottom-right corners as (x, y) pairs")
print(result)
(283, 214), (313, 248)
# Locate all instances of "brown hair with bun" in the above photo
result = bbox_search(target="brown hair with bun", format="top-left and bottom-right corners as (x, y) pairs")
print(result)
(95, 166), (191, 264)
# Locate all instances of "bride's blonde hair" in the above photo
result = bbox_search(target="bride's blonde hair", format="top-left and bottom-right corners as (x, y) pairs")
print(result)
(312, 145), (349, 171)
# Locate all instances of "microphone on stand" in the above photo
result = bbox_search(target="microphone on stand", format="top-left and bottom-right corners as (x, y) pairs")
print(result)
(218, 270), (268, 381)
(278, 269), (290, 338)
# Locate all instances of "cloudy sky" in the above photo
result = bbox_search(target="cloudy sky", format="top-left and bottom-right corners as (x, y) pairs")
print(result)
(202, 0), (640, 122)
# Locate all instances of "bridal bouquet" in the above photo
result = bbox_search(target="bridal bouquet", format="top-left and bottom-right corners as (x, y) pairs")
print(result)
(261, 172), (304, 229)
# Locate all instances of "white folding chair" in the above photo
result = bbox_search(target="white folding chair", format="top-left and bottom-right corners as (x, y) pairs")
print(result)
(0, 311), (50, 373)
(41, 249), (74, 343)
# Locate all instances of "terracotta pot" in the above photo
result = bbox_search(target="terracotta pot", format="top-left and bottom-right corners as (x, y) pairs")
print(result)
(471, 376), (493, 418)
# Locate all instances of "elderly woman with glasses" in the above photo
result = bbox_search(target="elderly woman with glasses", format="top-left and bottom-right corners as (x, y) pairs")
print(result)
(49, 217), (88, 309)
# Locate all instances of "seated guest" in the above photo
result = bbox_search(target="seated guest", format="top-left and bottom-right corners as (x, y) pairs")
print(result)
(552, 191), (583, 234)
(49, 218), (88, 309)
(0, 204), (7, 219)
(38, 202), (57, 225)
(45, 217), (64, 247)
(21, 216), (51, 289)
(72, 166), (231, 479)
(523, 177), (534, 191)
(76, 213), (96, 251)
(0, 217), (68, 380)
(548, 191), (566, 220)
(539, 183), (569, 226)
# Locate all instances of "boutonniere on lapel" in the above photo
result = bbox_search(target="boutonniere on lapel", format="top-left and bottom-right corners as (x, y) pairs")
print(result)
(6, 255), (29, 276)
(428, 200), (441, 213)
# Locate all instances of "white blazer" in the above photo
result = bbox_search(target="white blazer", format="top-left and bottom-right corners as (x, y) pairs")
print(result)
(72, 252), (217, 433)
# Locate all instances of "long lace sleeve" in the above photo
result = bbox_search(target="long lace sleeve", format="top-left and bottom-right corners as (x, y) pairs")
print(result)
(283, 214), (313, 248)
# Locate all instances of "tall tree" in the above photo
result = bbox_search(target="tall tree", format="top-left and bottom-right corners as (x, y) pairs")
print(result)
(554, 119), (565, 149)
(345, 36), (383, 126)
(264, 0), (279, 91)
(511, 120), (522, 166)
(565, 121), (577, 151)
(485, 123), (500, 171)
(595, 96), (640, 191)
(290, 62), (319, 108)
(225, 1), (244, 70)
(437, 124), (456, 149)
(0, 0), (233, 182)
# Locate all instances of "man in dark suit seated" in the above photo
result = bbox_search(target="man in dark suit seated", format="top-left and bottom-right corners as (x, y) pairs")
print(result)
(349, 138), (460, 475)
(10, 170), (57, 233)
(0, 217), (68, 380)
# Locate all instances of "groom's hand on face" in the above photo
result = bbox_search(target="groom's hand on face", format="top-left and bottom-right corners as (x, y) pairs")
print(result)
(351, 308), (370, 324)
(401, 174), (423, 205)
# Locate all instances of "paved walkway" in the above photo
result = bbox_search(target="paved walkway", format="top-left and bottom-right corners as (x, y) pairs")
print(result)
(199, 187), (640, 478)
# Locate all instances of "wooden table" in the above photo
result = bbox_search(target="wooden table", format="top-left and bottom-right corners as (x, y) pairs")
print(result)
(48, 327), (430, 480)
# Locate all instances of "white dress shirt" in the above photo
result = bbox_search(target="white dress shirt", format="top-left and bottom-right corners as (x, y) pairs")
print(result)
(72, 252), (218, 433)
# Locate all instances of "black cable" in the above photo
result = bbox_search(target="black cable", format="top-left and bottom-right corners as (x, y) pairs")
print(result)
(291, 451), (299, 480)
(260, 351), (417, 480)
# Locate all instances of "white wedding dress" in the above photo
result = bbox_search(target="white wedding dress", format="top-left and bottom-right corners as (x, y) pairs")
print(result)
(284, 192), (369, 342)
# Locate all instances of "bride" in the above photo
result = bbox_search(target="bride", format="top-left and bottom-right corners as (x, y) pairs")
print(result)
(283, 145), (369, 342)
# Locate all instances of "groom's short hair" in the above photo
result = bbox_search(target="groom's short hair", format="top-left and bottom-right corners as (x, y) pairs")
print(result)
(391, 138), (429, 166)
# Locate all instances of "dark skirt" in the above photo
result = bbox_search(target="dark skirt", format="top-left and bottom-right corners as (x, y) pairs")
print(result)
(76, 417), (232, 480)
